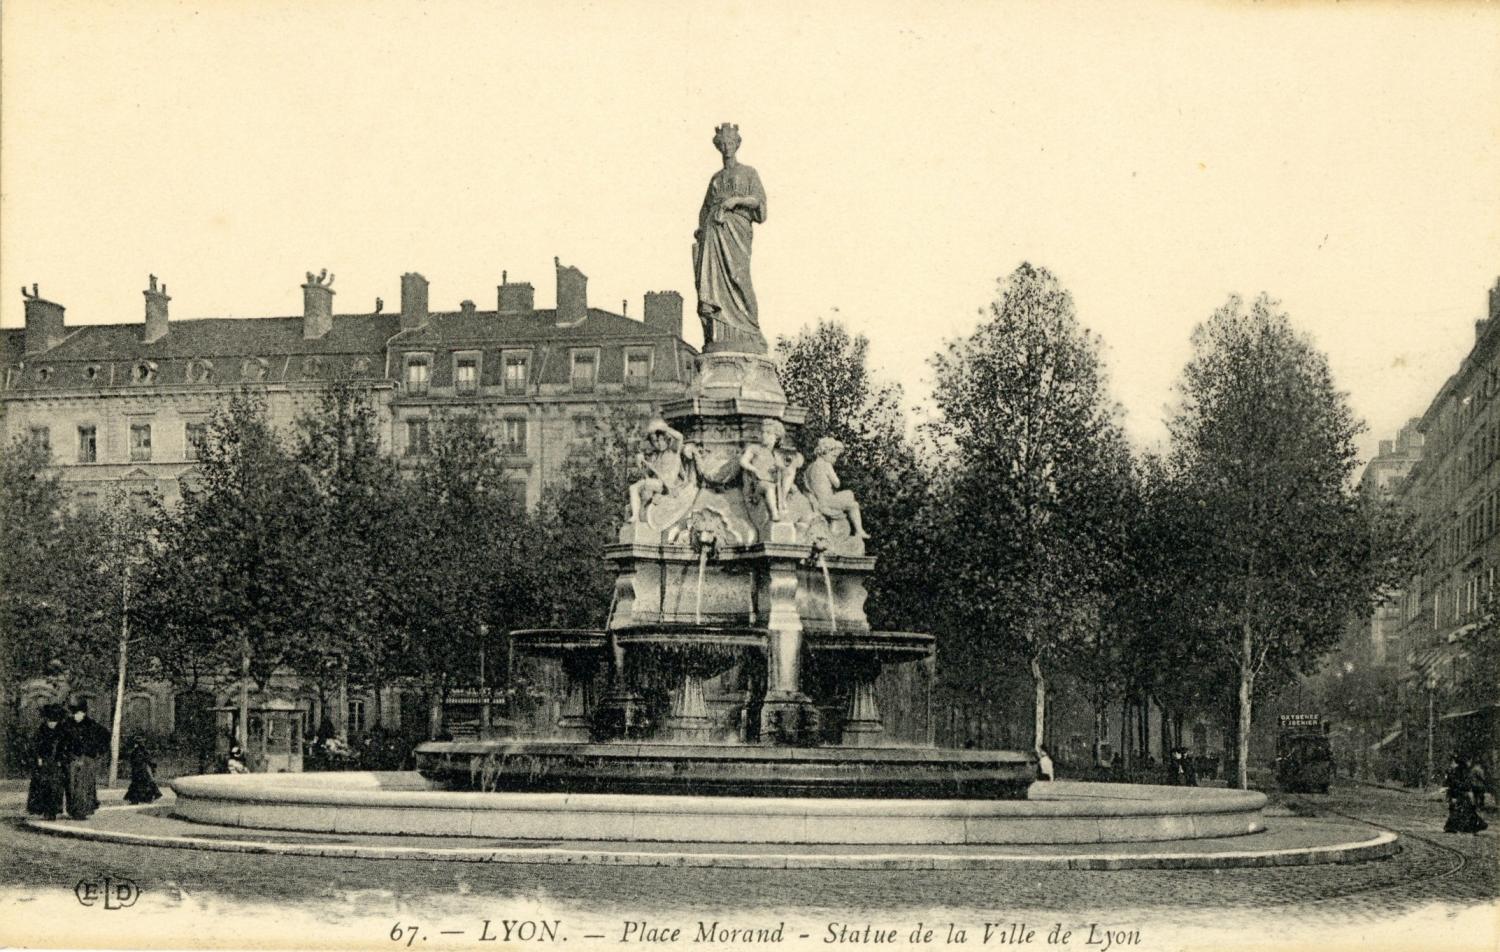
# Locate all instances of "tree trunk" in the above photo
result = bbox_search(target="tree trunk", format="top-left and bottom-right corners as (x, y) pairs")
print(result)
(1120, 696), (1130, 769)
(1159, 697), (1172, 760)
(108, 568), (130, 785)
(1237, 623), (1255, 790)
(1028, 654), (1046, 753)
(336, 661), (350, 742)
(238, 639), (251, 749)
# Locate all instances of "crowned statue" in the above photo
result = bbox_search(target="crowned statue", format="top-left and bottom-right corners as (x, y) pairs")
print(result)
(693, 123), (768, 354)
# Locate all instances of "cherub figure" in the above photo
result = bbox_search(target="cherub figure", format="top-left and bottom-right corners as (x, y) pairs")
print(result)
(739, 420), (799, 523)
(803, 436), (869, 539)
(629, 419), (695, 523)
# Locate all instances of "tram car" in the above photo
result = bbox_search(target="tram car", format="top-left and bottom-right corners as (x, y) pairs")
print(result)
(1275, 713), (1334, 794)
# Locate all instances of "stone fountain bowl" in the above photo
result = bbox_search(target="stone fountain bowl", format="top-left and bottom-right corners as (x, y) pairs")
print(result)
(414, 740), (1037, 799)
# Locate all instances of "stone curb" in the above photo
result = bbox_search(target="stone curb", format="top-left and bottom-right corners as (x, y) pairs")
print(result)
(22, 808), (1399, 871)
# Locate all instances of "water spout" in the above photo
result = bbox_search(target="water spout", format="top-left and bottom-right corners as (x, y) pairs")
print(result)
(818, 554), (836, 632)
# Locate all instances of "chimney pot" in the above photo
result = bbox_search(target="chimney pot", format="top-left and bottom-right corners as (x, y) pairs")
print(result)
(643, 290), (684, 338)
(143, 275), (171, 343)
(554, 258), (588, 326)
(22, 285), (66, 355)
(401, 273), (430, 330)
(301, 269), (335, 339)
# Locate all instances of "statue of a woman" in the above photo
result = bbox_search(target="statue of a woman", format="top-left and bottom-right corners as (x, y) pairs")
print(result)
(693, 123), (767, 354)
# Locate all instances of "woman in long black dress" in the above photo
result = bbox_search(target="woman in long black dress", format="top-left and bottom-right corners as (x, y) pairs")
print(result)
(26, 704), (67, 820)
(123, 737), (162, 804)
(1444, 755), (1488, 834)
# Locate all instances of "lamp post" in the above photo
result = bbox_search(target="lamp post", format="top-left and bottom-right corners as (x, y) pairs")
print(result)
(1426, 670), (1438, 787)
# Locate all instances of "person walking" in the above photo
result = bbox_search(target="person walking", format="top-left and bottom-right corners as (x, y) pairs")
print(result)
(1470, 759), (1489, 812)
(26, 704), (68, 820)
(59, 700), (110, 820)
(123, 736), (162, 804)
(1444, 755), (1488, 834)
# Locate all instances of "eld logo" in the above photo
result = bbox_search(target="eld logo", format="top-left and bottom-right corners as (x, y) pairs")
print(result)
(74, 876), (140, 909)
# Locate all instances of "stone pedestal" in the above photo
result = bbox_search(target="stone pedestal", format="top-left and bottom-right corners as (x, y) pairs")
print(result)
(842, 677), (884, 747)
(665, 674), (715, 742)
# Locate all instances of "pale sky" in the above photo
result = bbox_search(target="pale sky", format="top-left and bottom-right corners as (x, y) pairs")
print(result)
(3, 1), (1498, 463)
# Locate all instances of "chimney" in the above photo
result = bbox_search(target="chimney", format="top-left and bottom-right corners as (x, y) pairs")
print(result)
(21, 284), (65, 355)
(1490, 276), (1500, 322)
(1378, 439), (1393, 457)
(460, 299), (476, 317)
(554, 257), (587, 326)
(644, 290), (684, 337)
(142, 275), (171, 343)
(497, 270), (535, 313)
(401, 272), (429, 330)
(302, 270), (335, 339)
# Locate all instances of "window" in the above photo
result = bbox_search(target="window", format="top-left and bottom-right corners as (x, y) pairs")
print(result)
(574, 415), (596, 439)
(77, 425), (97, 463)
(570, 350), (597, 393)
(405, 419), (430, 457)
(241, 357), (268, 382)
(347, 699), (366, 735)
(503, 353), (529, 395)
(405, 355), (431, 395)
(129, 423), (152, 462)
(454, 353), (479, 395)
(28, 426), (50, 454)
(502, 418), (528, 455)
(625, 349), (652, 390)
(184, 422), (208, 461)
(131, 361), (158, 385)
(186, 359), (213, 384)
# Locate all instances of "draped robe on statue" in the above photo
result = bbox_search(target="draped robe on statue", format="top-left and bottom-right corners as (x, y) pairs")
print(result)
(693, 163), (767, 352)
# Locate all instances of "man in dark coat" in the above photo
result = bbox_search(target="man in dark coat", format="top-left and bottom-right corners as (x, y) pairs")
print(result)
(59, 700), (110, 819)
(26, 703), (68, 820)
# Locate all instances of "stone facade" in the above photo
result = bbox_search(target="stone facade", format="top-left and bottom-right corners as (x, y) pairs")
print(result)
(2, 262), (697, 749)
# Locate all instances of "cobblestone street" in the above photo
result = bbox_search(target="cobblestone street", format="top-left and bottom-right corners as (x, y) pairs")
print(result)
(1, 780), (1493, 951)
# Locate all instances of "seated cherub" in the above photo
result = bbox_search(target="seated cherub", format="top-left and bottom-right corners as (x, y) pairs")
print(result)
(629, 419), (695, 522)
(803, 436), (868, 538)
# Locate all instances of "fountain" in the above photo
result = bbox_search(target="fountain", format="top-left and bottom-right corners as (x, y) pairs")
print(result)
(158, 124), (1280, 853)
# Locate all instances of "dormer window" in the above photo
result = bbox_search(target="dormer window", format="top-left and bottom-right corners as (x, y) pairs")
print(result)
(454, 352), (480, 395)
(570, 349), (598, 393)
(131, 361), (158, 385)
(85, 364), (102, 382)
(302, 356), (323, 379)
(405, 354), (431, 395)
(186, 359), (213, 383)
(35, 366), (54, 384)
(350, 357), (372, 376)
(625, 348), (653, 390)
(241, 358), (269, 382)
(503, 351), (530, 395)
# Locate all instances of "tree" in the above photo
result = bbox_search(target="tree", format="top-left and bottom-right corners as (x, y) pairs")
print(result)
(774, 318), (930, 631)
(1167, 293), (1378, 789)
(136, 391), (317, 748)
(291, 378), (403, 734)
(0, 434), (70, 690)
(927, 263), (1132, 752)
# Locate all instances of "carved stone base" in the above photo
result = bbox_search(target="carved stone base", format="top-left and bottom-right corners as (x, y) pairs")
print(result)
(841, 679), (884, 747)
(591, 691), (650, 741)
(759, 690), (821, 747)
(665, 674), (715, 743)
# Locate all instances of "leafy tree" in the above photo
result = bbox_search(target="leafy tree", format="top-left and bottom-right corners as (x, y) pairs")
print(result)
(927, 263), (1132, 751)
(774, 318), (931, 631)
(1167, 293), (1378, 788)
(290, 378), (403, 732)
(534, 406), (649, 629)
(136, 391), (317, 747)
(384, 414), (537, 735)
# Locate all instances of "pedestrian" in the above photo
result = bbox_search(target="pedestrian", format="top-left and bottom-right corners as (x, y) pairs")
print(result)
(1036, 745), (1055, 782)
(123, 736), (162, 805)
(58, 700), (110, 819)
(1470, 759), (1489, 812)
(222, 744), (250, 774)
(26, 703), (68, 820)
(1443, 755), (1488, 834)
(1182, 750), (1199, 787)
(1168, 748), (1186, 786)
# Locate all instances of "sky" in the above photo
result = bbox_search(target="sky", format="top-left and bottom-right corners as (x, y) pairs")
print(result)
(3, 0), (1498, 464)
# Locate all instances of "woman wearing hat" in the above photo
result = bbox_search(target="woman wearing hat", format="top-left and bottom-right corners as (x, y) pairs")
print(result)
(26, 703), (68, 820)
(123, 736), (162, 804)
(59, 699), (110, 819)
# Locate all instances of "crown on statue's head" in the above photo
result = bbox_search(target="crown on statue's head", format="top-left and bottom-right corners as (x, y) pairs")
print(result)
(713, 123), (741, 145)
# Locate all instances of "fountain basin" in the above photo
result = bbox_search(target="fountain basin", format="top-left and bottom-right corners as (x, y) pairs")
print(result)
(414, 741), (1035, 798)
(168, 772), (1268, 845)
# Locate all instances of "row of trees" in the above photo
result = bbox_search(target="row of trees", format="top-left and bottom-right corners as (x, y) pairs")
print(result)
(1, 262), (1399, 787)
(775, 265), (1401, 788)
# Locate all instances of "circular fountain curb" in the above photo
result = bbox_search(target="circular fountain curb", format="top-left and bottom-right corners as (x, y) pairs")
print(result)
(23, 806), (1399, 870)
(165, 774), (1272, 846)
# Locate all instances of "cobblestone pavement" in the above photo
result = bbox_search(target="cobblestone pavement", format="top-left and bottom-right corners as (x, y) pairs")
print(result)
(0, 781), (1493, 950)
